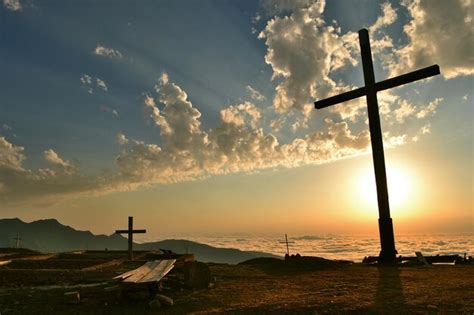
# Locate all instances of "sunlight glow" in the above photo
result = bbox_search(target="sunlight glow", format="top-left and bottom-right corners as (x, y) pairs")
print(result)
(357, 164), (414, 213)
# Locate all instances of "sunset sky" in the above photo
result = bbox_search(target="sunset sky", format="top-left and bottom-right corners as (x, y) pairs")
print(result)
(0, 0), (472, 239)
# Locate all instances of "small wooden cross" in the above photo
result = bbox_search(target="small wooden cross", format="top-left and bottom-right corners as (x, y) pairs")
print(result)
(278, 234), (295, 256)
(115, 216), (146, 260)
(314, 29), (440, 263)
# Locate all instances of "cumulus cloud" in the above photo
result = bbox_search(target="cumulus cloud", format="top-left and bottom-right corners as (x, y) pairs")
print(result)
(246, 85), (266, 101)
(0, 137), (25, 171)
(416, 98), (443, 119)
(412, 123), (431, 142)
(388, 0), (474, 79)
(94, 45), (123, 59)
(0, 138), (99, 204)
(43, 149), (76, 174)
(2, 61), (445, 206)
(146, 73), (209, 152)
(80, 74), (108, 94)
(117, 76), (373, 187)
(270, 117), (285, 133)
(1, 74), (376, 205)
(3, 0), (22, 11)
(259, 1), (358, 112)
(116, 132), (129, 145)
(96, 78), (108, 92)
(394, 99), (416, 123)
(369, 2), (397, 34)
(381, 93), (443, 124)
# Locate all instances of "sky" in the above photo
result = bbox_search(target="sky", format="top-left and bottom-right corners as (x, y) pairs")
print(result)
(0, 0), (472, 239)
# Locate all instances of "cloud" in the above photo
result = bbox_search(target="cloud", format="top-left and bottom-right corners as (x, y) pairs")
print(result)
(80, 75), (108, 94)
(394, 99), (416, 123)
(118, 75), (372, 186)
(96, 78), (108, 92)
(258, 1), (358, 112)
(2, 66), (444, 206)
(116, 132), (129, 145)
(369, 2), (397, 34)
(246, 85), (266, 101)
(412, 124), (431, 142)
(3, 0), (22, 11)
(416, 98), (443, 119)
(270, 117), (285, 133)
(220, 102), (261, 129)
(146, 73), (209, 152)
(94, 45), (123, 59)
(43, 149), (76, 174)
(0, 137), (25, 171)
(388, 0), (474, 79)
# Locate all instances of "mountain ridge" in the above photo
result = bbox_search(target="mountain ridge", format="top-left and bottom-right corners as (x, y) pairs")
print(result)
(0, 217), (279, 264)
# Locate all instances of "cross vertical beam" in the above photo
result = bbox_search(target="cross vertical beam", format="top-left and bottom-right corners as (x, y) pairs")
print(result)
(359, 29), (396, 263)
(115, 216), (146, 260)
(279, 233), (295, 256)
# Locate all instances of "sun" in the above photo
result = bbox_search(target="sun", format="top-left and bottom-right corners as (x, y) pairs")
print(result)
(356, 164), (413, 213)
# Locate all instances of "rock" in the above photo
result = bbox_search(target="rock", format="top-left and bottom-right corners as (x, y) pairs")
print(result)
(184, 261), (211, 288)
(156, 294), (173, 306)
(63, 291), (80, 304)
(149, 299), (162, 309)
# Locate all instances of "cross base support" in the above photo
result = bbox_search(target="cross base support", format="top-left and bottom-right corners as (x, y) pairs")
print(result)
(378, 218), (397, 264)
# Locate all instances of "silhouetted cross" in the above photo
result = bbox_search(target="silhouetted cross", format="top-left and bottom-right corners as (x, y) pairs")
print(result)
(115, 216), (146, 260)
(278, 234), (295, 256)
(314, 29), (440, 263)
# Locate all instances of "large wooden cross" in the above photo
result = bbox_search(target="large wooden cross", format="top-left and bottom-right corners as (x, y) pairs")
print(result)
(115, 216), (146, 260)
(314, 29), (440, 263)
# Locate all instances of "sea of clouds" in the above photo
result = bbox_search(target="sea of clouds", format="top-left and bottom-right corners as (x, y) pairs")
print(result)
(149, 234), (474, 262)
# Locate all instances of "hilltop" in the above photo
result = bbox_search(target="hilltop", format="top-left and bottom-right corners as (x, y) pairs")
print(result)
(0, 248), (472, 314)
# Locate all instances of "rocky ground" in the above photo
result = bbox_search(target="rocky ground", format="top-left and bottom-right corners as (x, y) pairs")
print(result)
(0, 250), (473, 314)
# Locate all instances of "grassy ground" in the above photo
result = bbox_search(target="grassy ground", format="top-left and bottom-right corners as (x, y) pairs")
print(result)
(0, 252), (473, 314)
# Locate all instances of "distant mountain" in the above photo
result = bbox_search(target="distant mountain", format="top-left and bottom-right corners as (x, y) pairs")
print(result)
(136, 239), (279, 264)
(0, 218), (128, 252)
(0, 218), (279, 264)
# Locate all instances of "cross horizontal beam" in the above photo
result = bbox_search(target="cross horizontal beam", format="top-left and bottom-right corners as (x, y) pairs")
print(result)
(314, 65), (440, 109)
(115, 229), (146, 234)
